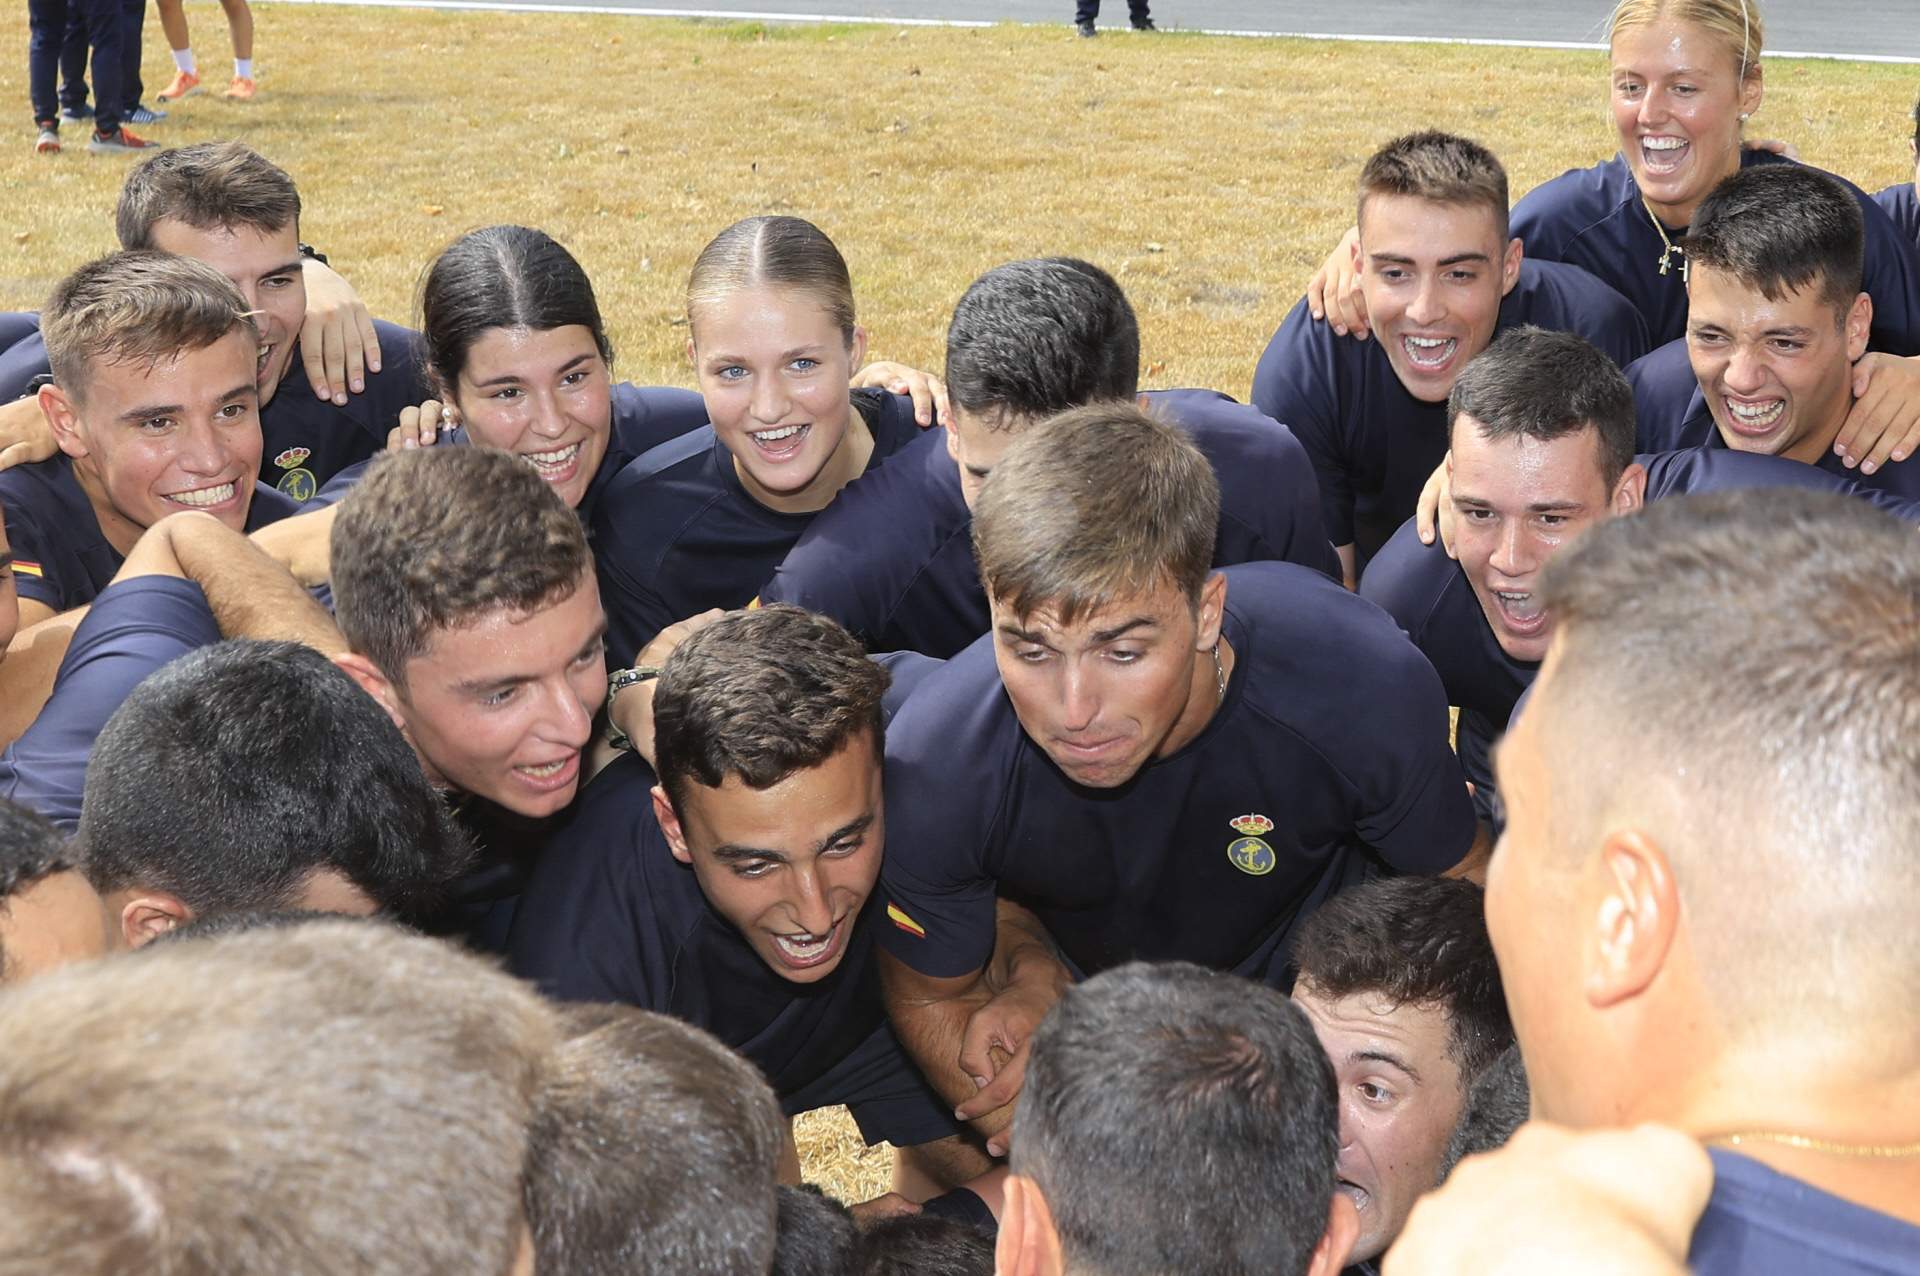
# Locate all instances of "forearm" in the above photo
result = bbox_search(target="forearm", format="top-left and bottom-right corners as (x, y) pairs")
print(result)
(0, 608), (86, 748)
(162, 515), (345, 653)
(985, 899), (1072, 1000)
(882, 958), (997, 1115)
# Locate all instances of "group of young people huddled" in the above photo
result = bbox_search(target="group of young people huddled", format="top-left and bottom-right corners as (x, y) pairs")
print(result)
(0, 0), (1915, 1272)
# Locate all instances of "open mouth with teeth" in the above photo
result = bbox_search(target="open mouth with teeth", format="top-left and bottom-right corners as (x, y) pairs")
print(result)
(1639, 134), (1690, 176)
(1720, 395), (1787, 439)
(511, 752), (581, 798)
(521, 441), (584, 483)
(747, 422), (812, 461)
(767, 914), (848, 973)
(164, 481), (239, 510)
(1492, 587), (1548, 638)
(1401, 334), (1459, 374)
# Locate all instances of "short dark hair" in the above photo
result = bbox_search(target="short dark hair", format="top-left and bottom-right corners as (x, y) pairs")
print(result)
(972, 403), (1220, 625)
(331, 447), (593, 683)
(653, 605), (889, 814)
(1686, 164), (1865, 320)
(78, 639), (472, 920)
(1358, 131), (1510, 241)
(0, 799), (76, 982)
(1536, 489), (1920, 1022)
(421, 225), (614, 401)
(42, 251), (257, 409)
(1293, 878), (1512, 1078)
(115, 141), (302, 249)
(1445, 326), (1638, 489)
(526, 1003), (785, 1276)
(1438, 1046), (1530, 1181)
(144, 909), (364, 947)
(943, 258), (1140, 423)
(854, 1214), (995, 1276)
(1015, 961), (1339, 1276)
(772, 1185), (856, 1276)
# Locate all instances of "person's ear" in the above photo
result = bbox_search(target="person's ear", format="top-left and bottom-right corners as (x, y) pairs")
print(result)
(995, 1174), (1065, 1276)
(1194, 572), (1229, 652)
(1845, 292), (1873, 363)
(1305, 1191), (1360, 1276)
(1612, 461), (1648, 516)
(1585, 829), (1679, 1009)
(1740, 64), (1764, 119)
(38, 384), (89, 459)
(652, 784), (693, 866)
(945, 416), (964, 461)
(119, 892), (192, 949)
(848, 323), (869, 373)
(333, 652), (409, 734)
(1501, 235), (1524, 294)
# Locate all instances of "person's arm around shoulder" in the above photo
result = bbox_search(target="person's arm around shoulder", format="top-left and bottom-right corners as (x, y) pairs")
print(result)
(133, 511), (344, 653)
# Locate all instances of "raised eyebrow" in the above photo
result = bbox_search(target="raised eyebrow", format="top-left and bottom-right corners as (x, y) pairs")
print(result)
(218, 382), (259, 405)
(263, 258), (305, 279)
(117, 400), (186, 423)
(1352, 1049), (1421, 1083)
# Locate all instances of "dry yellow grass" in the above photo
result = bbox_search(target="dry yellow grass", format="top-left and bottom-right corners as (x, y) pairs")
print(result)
(2, 4), (1909, 1204)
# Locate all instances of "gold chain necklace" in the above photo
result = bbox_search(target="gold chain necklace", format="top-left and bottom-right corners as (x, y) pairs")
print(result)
(1706, 1130), (1920, 1159)
(1645, 199), (1688, 279)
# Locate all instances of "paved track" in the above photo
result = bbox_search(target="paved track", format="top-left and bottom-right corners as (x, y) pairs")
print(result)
(271, 0), (1920, 61)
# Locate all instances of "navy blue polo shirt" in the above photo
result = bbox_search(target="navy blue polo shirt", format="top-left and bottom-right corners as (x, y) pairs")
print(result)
(758, 389), (1341, 658)
(0, 312), (37, 357)
(0, 575), (217, 829)
(0, 321), (429, 498)
(593, 389), (924, 664)
(1252, 260), (1648, 567)
(0, 454), (297, 614)
(877, 562), (1475, 985)
(1629, 344), (1920, 500)
(1511, 151), (1920, 353)
(1873, 181), (1919, 252)
(507, 748), (959, 1148)
(1688, 1149), (1920, 1275)
(1359, 446), (1912, 819)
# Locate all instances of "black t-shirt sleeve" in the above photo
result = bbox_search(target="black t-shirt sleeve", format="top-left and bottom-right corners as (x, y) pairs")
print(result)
(1251, 300), (1354, 546)
(4, 494), (60, 611)
(1357, 519), (1447, 645)
(0, 330), (48, 401)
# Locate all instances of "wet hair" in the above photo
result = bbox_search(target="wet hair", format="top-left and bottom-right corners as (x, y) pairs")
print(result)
(1438, 1047), (1531, 1182)
(1536, 489), (1920, 1030)
(853, 1213), (995, 1276)
(41, 251), (257, 408)
(331, 446), (592, 684)
(1292, 877), (1514, 1079)
(1608, 0), (1764, 80)
(0, 799), (76, 983)
(1358, 131), (1510, 242)
(943, 258), (1140, 424)
(687, 215), (857, 346)
(653, 605), (888, 814)
(1446, 326), (1638, 489)
(0, 919), (557, 1275)
(526, 1003), (785, 1275)
(78, 639), (472, 923)
(772, 1185), (857, 1276)
(972, 403), (1220, 625)
(420, 225), (614, 402)
(144, 909), (365, 947)
(1015, 961), (1339, 1276)
(115, 140), (302, 249)
(1686, 164), (1865, 321)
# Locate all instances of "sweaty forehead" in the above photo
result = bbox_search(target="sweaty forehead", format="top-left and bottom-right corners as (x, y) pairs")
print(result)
(149, 217), (300, 272)
(1293, 984), (1456, 1065)
(1450, 424), (1609, 500)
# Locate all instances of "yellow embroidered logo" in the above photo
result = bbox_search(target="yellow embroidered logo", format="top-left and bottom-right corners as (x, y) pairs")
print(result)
(1227, 812), (1276, 876)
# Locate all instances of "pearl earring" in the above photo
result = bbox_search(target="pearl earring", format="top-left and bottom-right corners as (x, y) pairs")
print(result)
(1739, 112), (1750, 121)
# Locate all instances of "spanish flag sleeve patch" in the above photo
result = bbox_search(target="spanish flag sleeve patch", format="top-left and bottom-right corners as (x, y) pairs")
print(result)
(12, 560), (42, 578)
(886, 902), (926, 940)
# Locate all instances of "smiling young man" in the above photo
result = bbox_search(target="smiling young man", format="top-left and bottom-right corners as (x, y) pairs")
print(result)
(1288, 876), (1512, 1274)
(877, 403), (1476, 1150)
(1252, 131), (1649, 582)
(509, 606), (982, 1197)
(1632, 164), (1920, 500)
(0, 252), (299, 628)
(758, 256), (1337, 658)
(1489, 489), (1920, 1272)
(1360, 326), (1872, 822)
(330, 446), (609, 949)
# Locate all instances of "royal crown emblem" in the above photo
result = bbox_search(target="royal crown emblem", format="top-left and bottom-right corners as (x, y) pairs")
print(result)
(1230, 813), (1274, 836)
(273, 447), (311, 469)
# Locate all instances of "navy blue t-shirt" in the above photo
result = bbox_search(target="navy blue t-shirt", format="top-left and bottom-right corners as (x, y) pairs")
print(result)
(1252, 260), (1649, 565)
(0, 453), (297, 613)
(1873, 181), (1920, 252)
(0, 575), (217, 829)
(0, 312), (37, 357)
(878, 562), (1475, 984)
(1630, 343), (1920, 500)
(593, 389), (924, 664)
(1512, 151), (1920, 354)
(1359, 446), (1913, 819)
(759, 389), (1340, 659)
(0, 321), (429, 498)
(1688, 1149), (1920, 1275)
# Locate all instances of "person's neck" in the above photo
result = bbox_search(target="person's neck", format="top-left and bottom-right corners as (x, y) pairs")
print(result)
(1155, 635), (1235, 761)
(734, 399), (874, 515)
(1780, 395), (1854, 466)
(70, 456), (148, 557)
